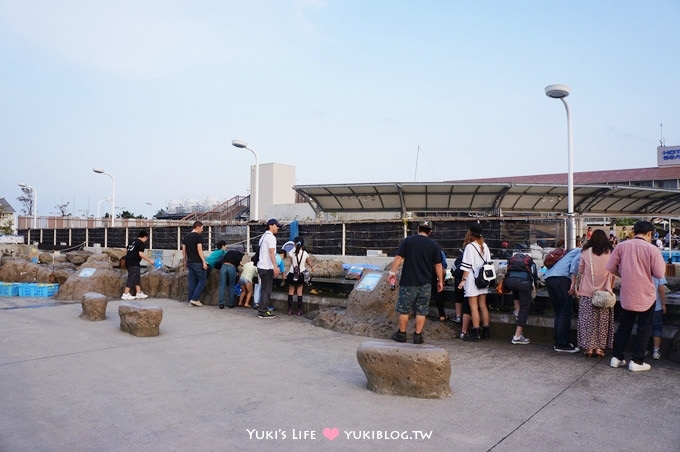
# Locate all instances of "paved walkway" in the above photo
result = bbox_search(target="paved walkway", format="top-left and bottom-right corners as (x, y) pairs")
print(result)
(1, 296), (678, 452)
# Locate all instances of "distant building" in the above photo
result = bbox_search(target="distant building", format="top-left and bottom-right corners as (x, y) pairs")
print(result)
(451, 145), (680, 189)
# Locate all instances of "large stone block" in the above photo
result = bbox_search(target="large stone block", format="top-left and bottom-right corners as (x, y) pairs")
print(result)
(356, 341), (451, 399)
(80, 292), (108, 321)
(118, 302), (163, 337)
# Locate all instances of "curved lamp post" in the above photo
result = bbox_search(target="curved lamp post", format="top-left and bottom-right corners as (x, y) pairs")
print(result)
(232, 140), (259, 222)
(17, 182), (37, 229)
(93, 168), (116, 227)
(97, 197), (111, 223)
(545, 84), (575, 250)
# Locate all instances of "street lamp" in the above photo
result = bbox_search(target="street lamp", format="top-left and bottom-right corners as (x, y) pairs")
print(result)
(545, 84), (575, 250)
(17, 182), (37, 229)
(232, 140), (259, 222)
(93, 168), (116, 227)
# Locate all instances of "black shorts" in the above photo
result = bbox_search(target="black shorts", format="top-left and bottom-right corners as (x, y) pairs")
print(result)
(126, 265), (141, 288)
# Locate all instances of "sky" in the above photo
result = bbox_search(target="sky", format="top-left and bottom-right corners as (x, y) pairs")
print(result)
(1, 0), (679, 218)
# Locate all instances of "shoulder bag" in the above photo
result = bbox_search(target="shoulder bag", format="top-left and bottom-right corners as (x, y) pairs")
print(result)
(589, 249), (616, 308)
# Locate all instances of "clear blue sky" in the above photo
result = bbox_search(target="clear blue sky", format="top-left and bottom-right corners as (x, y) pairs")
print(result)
(1, 0), (678, 218)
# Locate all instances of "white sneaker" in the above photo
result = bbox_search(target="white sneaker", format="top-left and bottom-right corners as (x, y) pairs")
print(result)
(610, 357), (627, 368)
(121, 293), (135, 300)
(189, 300), (203, 307)
(135, 291), (148, 299)
(652, 350), (661, 360)
(511, 335), (530, 345)
(628, 361), (651, 372)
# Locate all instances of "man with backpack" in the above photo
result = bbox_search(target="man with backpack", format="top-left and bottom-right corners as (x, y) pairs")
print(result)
(544, 240), (582, 353)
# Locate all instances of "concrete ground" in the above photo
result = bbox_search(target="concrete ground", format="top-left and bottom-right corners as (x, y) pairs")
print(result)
(1, 296), (678, 452)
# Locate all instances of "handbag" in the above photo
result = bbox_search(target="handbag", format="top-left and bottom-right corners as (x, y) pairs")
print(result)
(588, 249), (616, 308)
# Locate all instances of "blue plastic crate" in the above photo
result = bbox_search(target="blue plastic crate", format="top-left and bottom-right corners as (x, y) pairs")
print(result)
(17, 283), (59, 298)
(0, 282), (19, 297)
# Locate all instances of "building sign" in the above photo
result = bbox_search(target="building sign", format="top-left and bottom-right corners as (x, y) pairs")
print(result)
(657, 145), (680, 167)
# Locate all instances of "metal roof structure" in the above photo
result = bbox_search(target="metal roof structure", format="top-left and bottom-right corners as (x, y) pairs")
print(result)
(293, 182), (680, 217)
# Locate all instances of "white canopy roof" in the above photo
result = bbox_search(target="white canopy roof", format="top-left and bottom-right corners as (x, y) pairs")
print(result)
(293, 182), (680, 217)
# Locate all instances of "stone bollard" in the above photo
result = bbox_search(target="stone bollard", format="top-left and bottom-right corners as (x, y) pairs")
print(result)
(118, 302), (163, 337)
(79, 292), (109, 321)
(356, 341), (451, 399)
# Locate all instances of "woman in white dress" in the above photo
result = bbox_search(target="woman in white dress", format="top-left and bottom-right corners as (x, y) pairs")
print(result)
(457, 223), (491, 341)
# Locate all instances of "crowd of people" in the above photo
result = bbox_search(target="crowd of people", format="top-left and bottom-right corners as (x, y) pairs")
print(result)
(123, 218), (669, 372)
(389, 220), (668, 373)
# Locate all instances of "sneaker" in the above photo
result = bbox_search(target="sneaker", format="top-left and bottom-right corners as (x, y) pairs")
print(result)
(392, 330), (407, 343)
(135, 291), (148, 299)
(511, 335), (530, 345)
(652, 350), (661, 360)
(413, 332), (424, 344)
(219, 304), (225, 309)
(554, 344), (580, 353)
(459, 332), (468, 340)
(121, 293), (135, 300)
(258, 311), (276, 319)
(452, 317), (462, 323)
(189, 300), (203, 307)
(610, 357), (627, 368)
(628, 361), (651, 372)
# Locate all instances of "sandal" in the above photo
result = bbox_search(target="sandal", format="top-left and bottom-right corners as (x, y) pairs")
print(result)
(583, 349), (593, 358)
(594, 349), (605, 358)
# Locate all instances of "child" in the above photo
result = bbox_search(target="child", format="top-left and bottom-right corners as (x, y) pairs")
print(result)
(122, 230), (155, 300)
(652, 276), (668, 360)
(238, 255), (258, 308)
(287, 237), (313, 316)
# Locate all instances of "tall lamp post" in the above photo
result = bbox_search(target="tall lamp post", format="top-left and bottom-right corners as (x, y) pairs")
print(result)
(231, 140), (259, 222)
(93, 168), (116, 227)
(545, 84), (575, 250)
(17, 182), (37, 229)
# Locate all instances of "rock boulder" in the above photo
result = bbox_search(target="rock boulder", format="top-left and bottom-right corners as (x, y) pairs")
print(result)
(356, 341), (451, 399)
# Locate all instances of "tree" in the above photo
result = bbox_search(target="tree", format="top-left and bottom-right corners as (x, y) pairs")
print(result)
(0, 203), (13, 234)
(55, 202), (70, 217)
(17, 187), (34, 215)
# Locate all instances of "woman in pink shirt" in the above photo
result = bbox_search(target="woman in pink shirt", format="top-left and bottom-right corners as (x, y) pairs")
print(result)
(577, 230), (616, 358)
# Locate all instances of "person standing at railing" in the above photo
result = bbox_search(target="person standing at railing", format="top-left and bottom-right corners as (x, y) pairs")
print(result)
(182, 221), (208, 307)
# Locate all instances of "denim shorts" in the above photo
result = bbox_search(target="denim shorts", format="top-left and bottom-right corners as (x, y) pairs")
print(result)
(395, 284), (432, 316)
(651, 309), (663, 337)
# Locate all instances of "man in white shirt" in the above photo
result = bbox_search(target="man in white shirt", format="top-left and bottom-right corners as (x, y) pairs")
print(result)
(256, 219), (281, 318)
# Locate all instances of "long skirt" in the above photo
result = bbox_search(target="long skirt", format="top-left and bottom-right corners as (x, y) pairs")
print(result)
(577, 295), (615, 350)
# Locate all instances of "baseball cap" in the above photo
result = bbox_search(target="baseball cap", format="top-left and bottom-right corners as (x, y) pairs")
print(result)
(418, 220), (432, 230)
(267, 219), (282, 227)
(469, 223), (483, 237)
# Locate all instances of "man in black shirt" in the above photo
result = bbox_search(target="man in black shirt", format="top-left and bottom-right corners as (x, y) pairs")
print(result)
(122, 230), (155, 300)
(182, 221), (207, 306)
(388, 221), (444, 344)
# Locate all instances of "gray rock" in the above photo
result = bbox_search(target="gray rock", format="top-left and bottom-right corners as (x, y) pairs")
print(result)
(55, 255), (124, 301)
(356, 340), (451, 399)
(313, 270), (457, 340)
(65, 250), (93, 265)
(118, 302), (163, 337)
(80, 292), (108, 321)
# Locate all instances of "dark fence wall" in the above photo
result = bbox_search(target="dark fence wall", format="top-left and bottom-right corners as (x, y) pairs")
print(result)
(18, 217), (558, 259)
